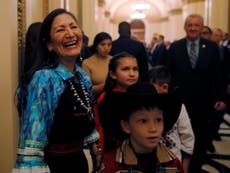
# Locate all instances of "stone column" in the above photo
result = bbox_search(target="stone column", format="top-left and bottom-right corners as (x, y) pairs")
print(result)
(148, 22), (161, 38)
(49, 0), (64, 11)
(26, 0), (43, 28)
(81, 0), (98, 45)
(168, 8), (184, 41)
(207, 0), (229, 32)
(183, 0), (205, 18)
(66, 0), (78, 18)
(159, 17), (170, 41)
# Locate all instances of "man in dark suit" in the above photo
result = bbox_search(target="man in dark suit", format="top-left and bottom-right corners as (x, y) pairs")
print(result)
(164, 14), (226, 173)
(211, 28), (230, 135)
(110, 21), (148, 80)
(151, 34), (167, 66)
(201, 25), (212, 40)
(222, 32), (230, 49)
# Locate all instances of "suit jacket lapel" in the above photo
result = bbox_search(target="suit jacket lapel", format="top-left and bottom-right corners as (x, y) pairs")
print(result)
(182, 39), (193, 68)
(196, 38), (207, 68)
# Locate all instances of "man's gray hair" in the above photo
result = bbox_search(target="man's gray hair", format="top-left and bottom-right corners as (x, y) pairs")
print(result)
(184, 14), (204, 26)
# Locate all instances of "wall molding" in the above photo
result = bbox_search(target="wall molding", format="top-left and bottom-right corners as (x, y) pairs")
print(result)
(185, 0), (205, 4)
(169, 8), (182, 15)
(42, 0), (49, 18)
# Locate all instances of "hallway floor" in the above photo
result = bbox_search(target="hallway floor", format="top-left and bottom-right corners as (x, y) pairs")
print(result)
(202, 113), (230, 173)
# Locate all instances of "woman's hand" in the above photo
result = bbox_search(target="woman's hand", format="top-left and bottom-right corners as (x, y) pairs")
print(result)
(90, 142), (104, 172)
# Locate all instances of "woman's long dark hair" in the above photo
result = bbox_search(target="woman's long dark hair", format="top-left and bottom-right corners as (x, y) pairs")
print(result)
(23, 22), (42, 74)
(89, 32), (112, 54)
(103, 51), (138, 92)
(17, 8), (79, 111)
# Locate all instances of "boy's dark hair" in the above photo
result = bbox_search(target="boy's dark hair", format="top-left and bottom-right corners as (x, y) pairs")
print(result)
(99, 83), (182, 136)
(144, 65), (171, 85)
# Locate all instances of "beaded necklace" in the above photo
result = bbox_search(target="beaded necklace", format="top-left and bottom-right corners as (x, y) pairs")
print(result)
(68, 72), (93, 120)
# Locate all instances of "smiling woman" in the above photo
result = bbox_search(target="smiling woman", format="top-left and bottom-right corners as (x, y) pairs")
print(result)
(47, 13), (83, 70)
(13, 8), (103, 173)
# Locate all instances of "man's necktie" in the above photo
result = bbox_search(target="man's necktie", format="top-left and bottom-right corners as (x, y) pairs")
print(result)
(190, 42), (197, 68)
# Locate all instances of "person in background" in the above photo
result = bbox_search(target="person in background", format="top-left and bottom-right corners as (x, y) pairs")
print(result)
(144, 65), (195, 173)
(150, 34), (167, 67)
(99, 83), (184, 173)
(76, 32), (91, 67)
(96, 51), (139, 152)
(82, 32), (112, 100)
(23, 22), (42, 74)
(110, 21), (148, 80)
(13, 8), (102, 173)
(222, 32), (230, 48)
(201, 25), (212, 40)
(83, 31), (89, 46)
(164, 40), (171, 50)
(220, 32), (230, 114)
(210, 28), (230, 141)
(164, 14), (226, 173)
(147, 33), (159, 67)
(147, 33), (159, 51)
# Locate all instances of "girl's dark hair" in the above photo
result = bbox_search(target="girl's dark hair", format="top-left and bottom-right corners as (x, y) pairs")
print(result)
(103, 51), (137, 92)
(17, 8), (79, 111)
(89, 32), (112, 54)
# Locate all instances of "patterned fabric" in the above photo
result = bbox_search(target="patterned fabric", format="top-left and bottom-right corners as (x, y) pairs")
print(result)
(163, 104), (195, 161)
(101, 139), (184, 173)
(187, 39), (199, 68)
(189, 42), (197, 68)
(13, 63), (99, 173)
(96, 87), (125, 151)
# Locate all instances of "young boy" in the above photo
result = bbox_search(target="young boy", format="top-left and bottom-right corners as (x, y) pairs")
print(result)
(144, 65), (195, 173)
(99, 83), (184, 173)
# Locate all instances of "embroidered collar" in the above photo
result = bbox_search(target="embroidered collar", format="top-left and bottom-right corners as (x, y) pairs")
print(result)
(54, 63), (82, 81)
(115, 139), (176, 165)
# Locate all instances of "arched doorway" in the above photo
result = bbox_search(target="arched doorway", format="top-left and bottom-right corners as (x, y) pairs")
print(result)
(130, 19), (145, 43)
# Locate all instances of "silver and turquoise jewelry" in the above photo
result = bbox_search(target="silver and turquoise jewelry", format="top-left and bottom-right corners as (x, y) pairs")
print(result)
(68, 74), (93, 119)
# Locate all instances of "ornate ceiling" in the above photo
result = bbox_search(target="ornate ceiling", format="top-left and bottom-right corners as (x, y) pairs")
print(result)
(104, 0), (184, 23)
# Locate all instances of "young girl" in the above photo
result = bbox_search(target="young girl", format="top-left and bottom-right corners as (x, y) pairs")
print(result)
(94, 51), (139, 152)
(102, 51), (139, 93)
(99, 83), (184, 173)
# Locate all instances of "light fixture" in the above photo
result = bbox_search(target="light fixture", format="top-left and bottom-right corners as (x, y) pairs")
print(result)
(130, 12), (146, 19)
(131, 3), (150, 11)
(130, 2), (150, 19)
